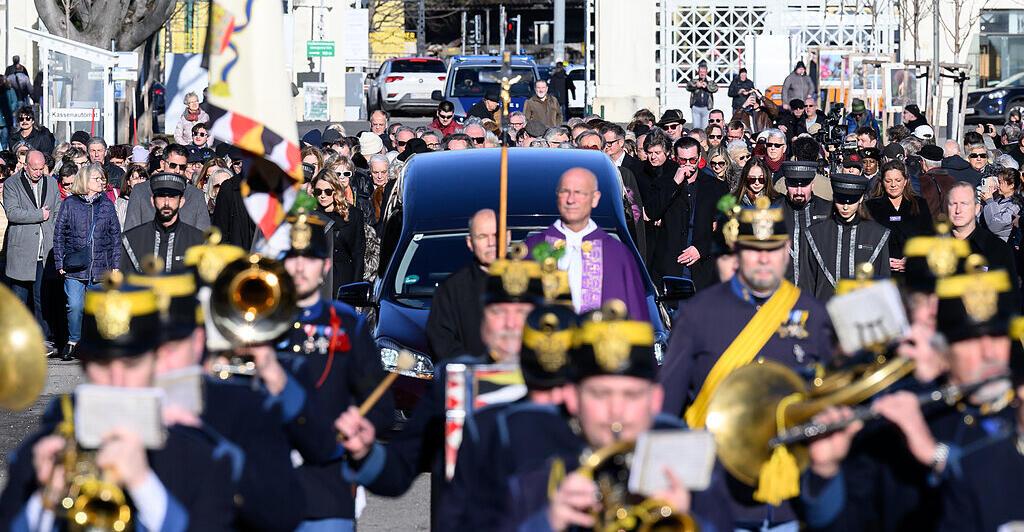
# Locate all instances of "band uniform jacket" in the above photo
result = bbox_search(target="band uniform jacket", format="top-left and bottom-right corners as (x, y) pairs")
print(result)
(804, 214), (891, 301)
(120, 219), (206, 274)
(938, 430), (1024, 531)
(425, 261), (488, 360)
(782, 196), (831, 290)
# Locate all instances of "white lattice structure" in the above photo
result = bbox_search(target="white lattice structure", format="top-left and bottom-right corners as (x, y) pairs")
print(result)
(656, 0), (898, 111)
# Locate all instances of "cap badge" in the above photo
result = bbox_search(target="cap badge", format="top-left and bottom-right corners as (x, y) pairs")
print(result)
(534, 313), (569, 372)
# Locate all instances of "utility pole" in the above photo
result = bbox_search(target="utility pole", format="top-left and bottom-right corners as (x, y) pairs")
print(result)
(499, 5), (506, 56)
(514, 15), (521, 55)
(416, 0), (426, 56)
(485, 8), (491, 50)
(931, 0), (940, 132)
(554, 0), (565, 62)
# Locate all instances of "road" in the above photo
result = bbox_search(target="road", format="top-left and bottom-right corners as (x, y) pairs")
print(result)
(0, 358), (431, 530)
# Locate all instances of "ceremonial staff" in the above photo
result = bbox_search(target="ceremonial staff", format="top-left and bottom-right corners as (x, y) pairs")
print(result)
(497, 51), (521, 259)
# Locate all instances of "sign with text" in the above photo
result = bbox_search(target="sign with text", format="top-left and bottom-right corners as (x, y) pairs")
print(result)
(51, 108), (99, 122)
(307, 40), (335, 57)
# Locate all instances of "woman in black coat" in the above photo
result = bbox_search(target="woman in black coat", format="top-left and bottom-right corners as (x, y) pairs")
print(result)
(312, 170), (365, 297)
(865, 160), (933, 274)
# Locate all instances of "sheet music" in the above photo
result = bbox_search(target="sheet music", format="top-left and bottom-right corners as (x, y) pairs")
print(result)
(74, 385), (167, 449)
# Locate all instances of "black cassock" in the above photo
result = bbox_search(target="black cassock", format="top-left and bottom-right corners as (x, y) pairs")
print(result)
(803, 213), (891, 300)
(426, 262), (488, 360)
(782, 196), (831, 292)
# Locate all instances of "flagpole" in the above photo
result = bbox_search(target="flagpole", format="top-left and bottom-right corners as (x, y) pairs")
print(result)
(497, 51), (513, 260)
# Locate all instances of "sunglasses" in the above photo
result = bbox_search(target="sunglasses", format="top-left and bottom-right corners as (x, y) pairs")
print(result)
(314, 188), (334, 197)
(195, 132), (208, 137)
(749, 177), (766, 184)
(17, 117), (32, 123)
(708, 134), (723, 139)
(677, 156), (699, 164)
(766, 142), (785, 148)
(665, 123), (682, 130)
(438, 113), (454, 120)
(166, 162), (187, 171)
(340, 170), (353, 177)
(321, 142), (339, 149)
(711, 160), (727, 167)
(968, 153), (988, 159)
(471, 136), (485, 144)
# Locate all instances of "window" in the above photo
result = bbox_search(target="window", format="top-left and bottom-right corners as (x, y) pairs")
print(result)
(979, 10), (1024, 87)
(451, 66), (536, 98)
(392, 233), (472, 308)
(390, 59), (446, 74)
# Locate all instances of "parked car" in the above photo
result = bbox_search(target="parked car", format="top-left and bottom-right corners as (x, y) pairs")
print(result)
(338, 148), (684, 411)
(964, 72), (1024, 124)
(431, 55), (538, 119)
(367, 56), (447, 113)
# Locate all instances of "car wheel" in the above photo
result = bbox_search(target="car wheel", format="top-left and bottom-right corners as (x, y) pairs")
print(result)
(1007, 101), (1024, 122)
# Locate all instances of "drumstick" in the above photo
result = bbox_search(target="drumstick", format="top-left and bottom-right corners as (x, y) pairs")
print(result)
(339, 351), (415, 441)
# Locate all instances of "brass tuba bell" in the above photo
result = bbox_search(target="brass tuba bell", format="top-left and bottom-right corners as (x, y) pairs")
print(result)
(0, 283), (47, 411)
(574, 440), (699, 532)
(209, 254), (298, 346)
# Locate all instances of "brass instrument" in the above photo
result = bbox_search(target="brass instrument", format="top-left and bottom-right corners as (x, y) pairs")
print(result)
(49, 395), (132, 531)
(0, 283), (47, 411)
(702, 357), (916, 486)
(208, 254), (297, 377)
(572, 439), (698, 532)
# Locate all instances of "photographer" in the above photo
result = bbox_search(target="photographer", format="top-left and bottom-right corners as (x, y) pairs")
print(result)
(728, 68), (756, 116)
(845, 98), (879, 136)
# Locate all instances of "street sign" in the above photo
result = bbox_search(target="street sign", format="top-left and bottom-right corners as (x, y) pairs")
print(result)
(307, 40), (335, 57)
(304, 83), (329, 121)
(112, 67), (138, 81)
(51, 108), (100, 121)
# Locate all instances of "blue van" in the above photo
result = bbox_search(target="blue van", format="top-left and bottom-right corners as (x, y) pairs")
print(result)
(430, 55), (539, 118)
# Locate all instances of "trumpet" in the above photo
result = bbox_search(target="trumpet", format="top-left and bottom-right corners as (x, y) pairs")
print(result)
(46, 395), (132, 532)
(208, 254), (297, 378)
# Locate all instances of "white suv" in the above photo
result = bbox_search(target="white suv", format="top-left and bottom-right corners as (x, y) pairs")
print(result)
(367, 57), (447, 113)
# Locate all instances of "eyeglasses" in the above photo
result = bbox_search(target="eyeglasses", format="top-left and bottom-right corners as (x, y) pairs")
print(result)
(471, 136), (485, 144)
(90, 176), (107, 183)
(968, 153), (988, 159)
(166, 162), (187, 171)
(314, 187), (334, 197)
(510, 121), (525, 127)
(677, 156), (699, 164)
(711, 160), (727, 167)
(665, 123), (682, 130)
(195, 132), (208, 138)
(766, 142), (785, 149)
(17, 117), (32, 123)
(438, 113), (454, 120)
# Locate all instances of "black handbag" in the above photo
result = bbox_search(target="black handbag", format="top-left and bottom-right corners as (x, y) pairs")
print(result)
(63, 205), (97, 273)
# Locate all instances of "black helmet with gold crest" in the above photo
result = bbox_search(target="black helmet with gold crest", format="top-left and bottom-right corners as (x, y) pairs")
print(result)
(184, 227), (247, 288)
(725, 196), (788, 250)
(571, 300), (657, 382)
(902, 221), (971, 294)
(520, 304), (578, 390)
(77, 272), (162, 361)
(284, 209), (329, 259)
(485, 242), (545, 304)
(936, 255), (1015, 343)
(127, 255), (200, 343)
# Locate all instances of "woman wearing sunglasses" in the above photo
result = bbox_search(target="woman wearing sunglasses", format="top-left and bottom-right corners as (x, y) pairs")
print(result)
(733, 158), (780, 207)
(312, 169), (365, 296)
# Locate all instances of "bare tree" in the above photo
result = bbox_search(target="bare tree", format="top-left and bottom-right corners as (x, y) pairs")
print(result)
(34, 0), (177, 51)
(896, 0), (932, 61)
(938, 0), (991, 62)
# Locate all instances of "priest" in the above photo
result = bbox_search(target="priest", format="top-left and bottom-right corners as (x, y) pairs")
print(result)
(525, 167), (650, 321)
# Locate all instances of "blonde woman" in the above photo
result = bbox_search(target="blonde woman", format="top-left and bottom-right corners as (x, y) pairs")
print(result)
(312, 169), (365, 294)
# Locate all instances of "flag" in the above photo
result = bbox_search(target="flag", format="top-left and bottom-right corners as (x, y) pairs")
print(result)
(206, 0), (302, 242)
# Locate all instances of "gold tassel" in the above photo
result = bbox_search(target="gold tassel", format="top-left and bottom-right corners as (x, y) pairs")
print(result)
(753, 445), (800, 506)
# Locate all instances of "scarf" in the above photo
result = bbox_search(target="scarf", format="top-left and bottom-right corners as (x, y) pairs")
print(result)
(185, 109), (201, 122)
(372, 185), (385, 220)
(764, 155), (784, 174)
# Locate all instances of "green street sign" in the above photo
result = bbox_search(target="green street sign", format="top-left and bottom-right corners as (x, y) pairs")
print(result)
(307, 40), (335, 57)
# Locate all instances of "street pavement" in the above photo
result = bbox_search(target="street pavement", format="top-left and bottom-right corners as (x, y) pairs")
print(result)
(0, 358), (430, 530)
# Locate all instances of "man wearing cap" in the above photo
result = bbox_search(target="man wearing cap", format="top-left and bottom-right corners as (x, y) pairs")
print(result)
(524, 79), (562, 128)
(917, 144), (955, 219)
(124, 144), (211, 231)
(427, 208), (499, 359)
(467, 89), (500, 122)
(803, 173), (891, 300)
(686, 61), (718, 130)
(0, 279), (237, 530)
(525, 167), (650, 321)
(121, 172), (206, 274)
(656, 109), (686, 141)
(128, 259), (309, 531)
(357, 131), (385, 161)
(335, 252), (540, 528)
(782, 61), (815, 109)
(806, 259), (1020, 532)
(780, 160), (831, 289)
(845, 98), (879, 135)
(861, 147), (882, 191)
(271, 212), (393, 530)
(507, 304), (734, 531)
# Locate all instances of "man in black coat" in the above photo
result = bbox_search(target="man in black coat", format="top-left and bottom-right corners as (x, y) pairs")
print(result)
(941, 140), (985, 187)
(547, 62), (575, 121)
(426, 208), (497, 359)
(947, 181), (1020, 303)
(466, 89), (500, 121)
(644, 134), (690, 285)
(7, 106), (54, 154)
(121, 173), (205, 273)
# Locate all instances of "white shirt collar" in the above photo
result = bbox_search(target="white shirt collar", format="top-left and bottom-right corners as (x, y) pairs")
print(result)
(555, 219), (598, 241)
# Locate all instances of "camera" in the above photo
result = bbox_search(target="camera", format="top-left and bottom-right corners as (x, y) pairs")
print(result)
(814, 103), (848, 172)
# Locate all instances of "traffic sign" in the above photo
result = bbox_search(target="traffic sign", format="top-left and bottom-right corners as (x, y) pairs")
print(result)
(307, 40), (335, 57)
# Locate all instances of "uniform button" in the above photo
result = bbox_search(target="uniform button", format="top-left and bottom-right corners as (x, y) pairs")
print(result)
(297, 416), (306, 425)
(294, 322), (301, 329)
(234, 494), (244, 506)
(292, 345), (301, 353)
(963, 414), (975, 426)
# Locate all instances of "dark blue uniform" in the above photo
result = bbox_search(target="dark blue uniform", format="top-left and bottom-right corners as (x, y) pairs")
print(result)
(938, 430), (1024, 531)
(0, 398), (237, 531)
(804, 395), (1017, 531)
(274, 298), (393, 526)
(659, 275), (834, 527)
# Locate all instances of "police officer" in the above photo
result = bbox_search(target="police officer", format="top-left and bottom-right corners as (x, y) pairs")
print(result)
(274, 211), (393, 530)
(440, 297), (578, 530)
(0, 276), (236, 530)
(805, 257), (1019, 531)
(507, 301), (734, 530)
(121, 172), (205, 273)
(335, 246), (543, 529)
(780, 160), (830, 290)
(127, 257), (307, 531)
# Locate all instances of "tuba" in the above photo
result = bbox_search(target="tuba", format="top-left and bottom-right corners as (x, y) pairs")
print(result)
(208, 254), (297, 377)
(0, 283), (47, 411)
(570, 438), (698, 532)
(49, 395), (132, 531)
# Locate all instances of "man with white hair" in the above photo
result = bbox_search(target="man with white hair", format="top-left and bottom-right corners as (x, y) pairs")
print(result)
(368, 154), (392, 231)
(941, 139), (985, 186)
(462, 122), (486, 148)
